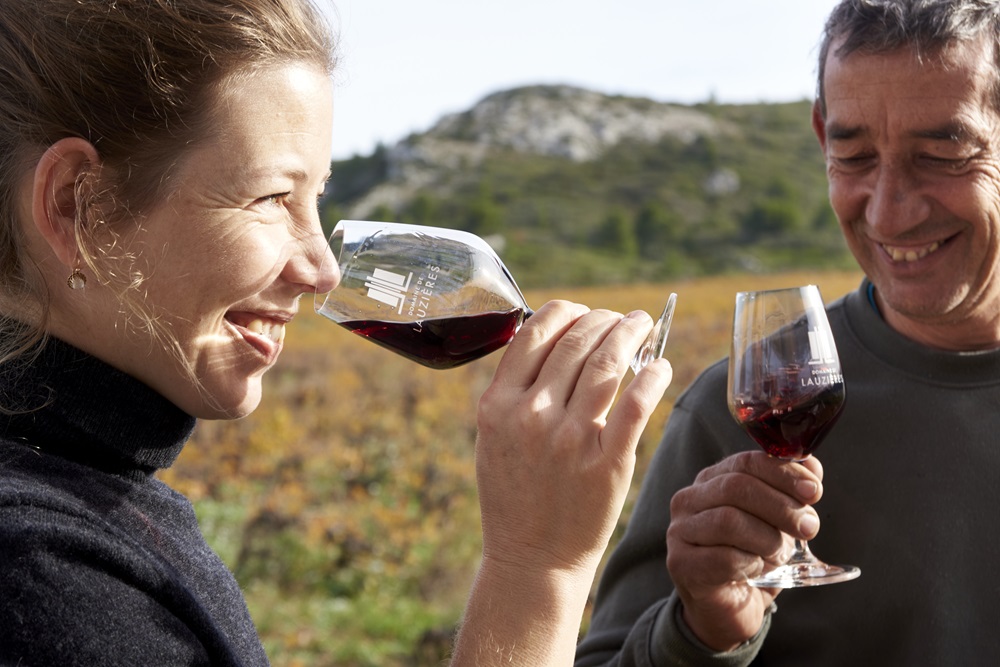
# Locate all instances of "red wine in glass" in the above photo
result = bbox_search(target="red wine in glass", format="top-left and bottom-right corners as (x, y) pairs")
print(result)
(732, 381), (845, 461)
(727, 285), (859, 588)
(316, 220), (676, 371)
(340, 308), (526, 370)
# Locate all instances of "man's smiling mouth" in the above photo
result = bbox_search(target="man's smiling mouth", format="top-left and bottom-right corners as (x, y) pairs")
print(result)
(882, 241), (942, 263)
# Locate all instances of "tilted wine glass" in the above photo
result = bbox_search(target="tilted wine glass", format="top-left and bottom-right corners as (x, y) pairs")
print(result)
(727, 285), (860, 588)
(315, 220), (677, 371)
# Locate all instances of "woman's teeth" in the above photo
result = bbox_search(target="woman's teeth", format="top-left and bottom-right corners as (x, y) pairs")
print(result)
(883, 241), (941, 263)
(247, 318), (286, 344)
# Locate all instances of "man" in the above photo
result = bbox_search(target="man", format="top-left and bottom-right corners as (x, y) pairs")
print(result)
(575, 1), (1000, 664)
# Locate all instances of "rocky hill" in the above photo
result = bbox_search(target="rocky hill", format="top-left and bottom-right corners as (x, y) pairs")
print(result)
(324, 85), (852, 287)
(427, 85), (722, 161)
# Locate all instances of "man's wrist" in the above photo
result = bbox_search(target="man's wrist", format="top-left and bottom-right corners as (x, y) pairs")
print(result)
(648, 593), (771, 666)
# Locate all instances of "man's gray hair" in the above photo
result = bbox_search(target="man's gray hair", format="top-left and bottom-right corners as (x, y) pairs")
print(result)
(816, 0), (1000, 114)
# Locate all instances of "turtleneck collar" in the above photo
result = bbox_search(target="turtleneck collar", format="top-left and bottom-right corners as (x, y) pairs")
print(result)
(0, 336), (196, 477)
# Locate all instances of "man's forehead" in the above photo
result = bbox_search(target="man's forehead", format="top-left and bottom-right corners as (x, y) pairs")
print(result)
(825, 38), (998, 107)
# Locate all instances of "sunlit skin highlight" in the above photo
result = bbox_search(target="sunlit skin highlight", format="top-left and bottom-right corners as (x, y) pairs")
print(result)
(38, 64), (340, 419)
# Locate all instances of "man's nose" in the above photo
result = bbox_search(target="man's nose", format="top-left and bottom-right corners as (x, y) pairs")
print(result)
(865, 164), (931, 236)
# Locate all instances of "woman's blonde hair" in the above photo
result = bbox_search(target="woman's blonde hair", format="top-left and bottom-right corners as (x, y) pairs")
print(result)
(0, 0), (338, 394)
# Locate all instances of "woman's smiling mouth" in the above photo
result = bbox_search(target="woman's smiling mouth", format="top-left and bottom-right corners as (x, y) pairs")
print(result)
(225, 311), (289, 360)
(244, 318), (286, 344)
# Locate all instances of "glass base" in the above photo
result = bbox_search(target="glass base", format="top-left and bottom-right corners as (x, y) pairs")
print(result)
(748, 561), (860, 589)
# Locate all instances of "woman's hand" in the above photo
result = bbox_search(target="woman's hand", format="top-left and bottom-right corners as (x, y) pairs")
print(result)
(451, 300), (673, 666)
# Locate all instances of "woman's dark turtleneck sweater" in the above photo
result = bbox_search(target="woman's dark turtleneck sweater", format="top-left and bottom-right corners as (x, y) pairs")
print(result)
(0, 337), (268, 666)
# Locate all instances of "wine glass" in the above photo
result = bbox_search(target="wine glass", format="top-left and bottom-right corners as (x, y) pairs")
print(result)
(727, 285), (859, 588)
(314, 219), (677, 371)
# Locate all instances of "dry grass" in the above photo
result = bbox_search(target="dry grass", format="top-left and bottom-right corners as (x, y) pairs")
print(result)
(160, 269), (864, 666)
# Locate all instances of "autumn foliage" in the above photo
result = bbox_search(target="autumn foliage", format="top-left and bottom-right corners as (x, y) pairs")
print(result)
(159, 271), (863, 666)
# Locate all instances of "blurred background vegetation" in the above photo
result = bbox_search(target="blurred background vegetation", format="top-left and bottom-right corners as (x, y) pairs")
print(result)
(322, 88), (851, 287)
(161, 87), (864, 665)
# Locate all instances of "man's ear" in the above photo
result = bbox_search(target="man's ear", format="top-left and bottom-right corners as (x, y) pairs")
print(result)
(811, 101), (828, 153)
(30, 137), (101, 268)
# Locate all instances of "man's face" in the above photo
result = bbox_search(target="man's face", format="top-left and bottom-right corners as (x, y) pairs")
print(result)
(814, 35), (1000, 350)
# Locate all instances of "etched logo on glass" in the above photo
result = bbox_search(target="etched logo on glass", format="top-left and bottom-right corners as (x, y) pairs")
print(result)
(364, 268), (412, 315)
(805, 327), (843, 386)
(807, 328), (837, 365)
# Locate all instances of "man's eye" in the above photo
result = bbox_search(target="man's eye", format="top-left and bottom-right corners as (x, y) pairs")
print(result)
(921, 155), (971, 171)
(830, 154), (875, 171)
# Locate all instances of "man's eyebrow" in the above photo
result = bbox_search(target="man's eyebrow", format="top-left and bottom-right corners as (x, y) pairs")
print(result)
(824, 123), (863, 141)
(912, 122), (983, 144)
(824, 121), (984, 144)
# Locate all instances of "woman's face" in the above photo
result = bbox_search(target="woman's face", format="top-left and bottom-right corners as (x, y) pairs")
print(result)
(65, 64), (338, 418)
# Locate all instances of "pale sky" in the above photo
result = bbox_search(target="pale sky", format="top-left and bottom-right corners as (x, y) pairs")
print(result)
(326, 1), (841, 159)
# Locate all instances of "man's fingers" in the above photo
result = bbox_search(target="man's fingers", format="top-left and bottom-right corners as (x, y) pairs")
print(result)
(693, 450), (824, 505)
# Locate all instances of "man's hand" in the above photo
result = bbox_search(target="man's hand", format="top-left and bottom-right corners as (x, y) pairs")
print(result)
(666, 451), (824, 651)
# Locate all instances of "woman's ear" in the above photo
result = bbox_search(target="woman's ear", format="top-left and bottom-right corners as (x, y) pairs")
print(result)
(30, 137), (101, 268)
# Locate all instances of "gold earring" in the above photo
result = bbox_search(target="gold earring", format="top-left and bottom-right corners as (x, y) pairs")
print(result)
(67, 267), (87, 290)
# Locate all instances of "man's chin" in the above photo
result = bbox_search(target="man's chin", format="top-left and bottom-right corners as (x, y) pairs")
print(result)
(876, 279), (970, 323)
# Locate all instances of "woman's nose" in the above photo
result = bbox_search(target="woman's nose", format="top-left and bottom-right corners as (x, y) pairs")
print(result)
(309, 231), (340, 295)
(283, 230), (340, 296)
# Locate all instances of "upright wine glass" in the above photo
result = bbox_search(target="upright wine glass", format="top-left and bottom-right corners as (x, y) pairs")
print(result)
(315, 219), (677, 371)
(727, 285), (860, 588)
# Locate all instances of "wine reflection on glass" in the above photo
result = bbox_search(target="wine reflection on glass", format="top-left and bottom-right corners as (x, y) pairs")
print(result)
(314, 220), (677, 371)
(727, 285), (860, 588)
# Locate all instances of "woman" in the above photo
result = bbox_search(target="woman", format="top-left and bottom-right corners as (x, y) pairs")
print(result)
(0, 1), (672, 664)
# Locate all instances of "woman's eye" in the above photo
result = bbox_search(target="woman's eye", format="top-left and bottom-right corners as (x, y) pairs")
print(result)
(257, 193), (290, 206)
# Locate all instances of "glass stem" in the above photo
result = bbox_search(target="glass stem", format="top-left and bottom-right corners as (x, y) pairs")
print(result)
(788, 539), (819, 564)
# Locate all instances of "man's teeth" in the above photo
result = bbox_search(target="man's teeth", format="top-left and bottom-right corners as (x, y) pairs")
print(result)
(247, 318), (286, 343)
(883, 241), (941, 263)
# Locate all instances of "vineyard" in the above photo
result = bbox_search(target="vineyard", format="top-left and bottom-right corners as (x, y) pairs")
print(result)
(159, 270), (863, 666)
